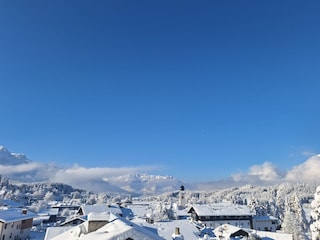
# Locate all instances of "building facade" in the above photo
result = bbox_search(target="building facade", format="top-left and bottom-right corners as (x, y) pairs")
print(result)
(0, 209), (36, 240)
(188, 203), (253, 229)
(252, 215), (280, 232)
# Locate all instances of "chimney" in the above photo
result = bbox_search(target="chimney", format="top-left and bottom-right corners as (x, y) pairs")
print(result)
(22, 209), (27, 215)
(172, 227), (184, 240)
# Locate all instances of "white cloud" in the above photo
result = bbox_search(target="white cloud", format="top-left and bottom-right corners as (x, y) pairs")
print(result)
(247, 162), (283, 182)
(49, 165), (151, 191)
(0, 159), (156, 191)
(0, 162), (57, 182)
(231, 161), (283, 185)
(0, 162), (42, 174)
(231, 155), (320, 186)
(285, 154), (320, 183)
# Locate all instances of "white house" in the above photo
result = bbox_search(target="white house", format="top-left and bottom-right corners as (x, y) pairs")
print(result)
(213, 224), (250, 239)
(188, 203), (253, 229)
(252, 215), (280, 232)
(0, 209), (37, 240)
(77, 204), (123, 217)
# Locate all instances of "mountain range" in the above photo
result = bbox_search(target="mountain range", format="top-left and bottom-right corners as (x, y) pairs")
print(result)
(0, 146), (183, 195)
(1, 145), (320, 195)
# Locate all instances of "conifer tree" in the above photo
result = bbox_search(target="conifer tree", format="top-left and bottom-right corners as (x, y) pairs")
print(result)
(310, 186), (320, 240)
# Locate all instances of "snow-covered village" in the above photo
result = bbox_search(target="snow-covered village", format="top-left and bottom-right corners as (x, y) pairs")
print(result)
(1, 144), (320, 240)
(1, 176), (320, 240)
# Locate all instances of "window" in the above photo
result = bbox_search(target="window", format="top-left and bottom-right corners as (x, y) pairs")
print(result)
(4, 224), (7, 229)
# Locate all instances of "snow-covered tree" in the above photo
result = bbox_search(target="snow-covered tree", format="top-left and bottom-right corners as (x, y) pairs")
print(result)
(70, 191), (81, 199)
(86, 194), (97, 205)
(282, 194), (308, 240)
(29, 200), (48, 213)
(44, 191), (55, 201)
(248, 198), (268, 216)
(153, 202), (172, 221)
(310, 186), (320, 240)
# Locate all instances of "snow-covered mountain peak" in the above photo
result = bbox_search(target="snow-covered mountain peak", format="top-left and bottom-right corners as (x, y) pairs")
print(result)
(0, 145), (9, 152)
(0, 145), (30, 165)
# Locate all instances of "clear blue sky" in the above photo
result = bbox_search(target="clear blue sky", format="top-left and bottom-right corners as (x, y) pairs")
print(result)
(1, 1), (320, 182)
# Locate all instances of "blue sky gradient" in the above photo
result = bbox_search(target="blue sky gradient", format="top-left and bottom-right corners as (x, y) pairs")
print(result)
(1, 1), (320, 182)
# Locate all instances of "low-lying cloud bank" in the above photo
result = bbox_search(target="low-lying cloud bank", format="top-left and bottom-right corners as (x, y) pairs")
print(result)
(231, 154), (320, 185)
(50, 165), (158, 193)
(0, 145), (320, 193)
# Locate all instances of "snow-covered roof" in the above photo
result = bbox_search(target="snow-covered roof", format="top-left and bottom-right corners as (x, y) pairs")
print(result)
(79, 204), (123, 216)
(0, 199), (24, 208)
(47, 213), (164, 240)
(190, 203), (252, 216)
(0, 209), (37, 223)
(59, 215), (87, 226)
(213, 224), (250, 238)
(87, 212), (117, 222)
(44, 226), (74, 240)
(80, 217), (164, 240)
(38, 208), (59, 216)
(253, 230), (293, 240)
(152, 219), (201, 240)
(128, 204), (152, 218)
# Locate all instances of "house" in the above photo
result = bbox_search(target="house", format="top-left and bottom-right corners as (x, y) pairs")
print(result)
(213, 224), (250, 239)
(252, 215), (280, 232)
(0, 209), (37, 240)
(188, 203), (253, 229)
(50, 202), (80, 223)
(213, 224), (293, 240)
(38, 208), (60, 223)
(77, 204), (123, 217)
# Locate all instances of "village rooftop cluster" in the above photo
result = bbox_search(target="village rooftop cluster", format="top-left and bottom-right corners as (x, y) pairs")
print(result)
(0, 185), (300, 240)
